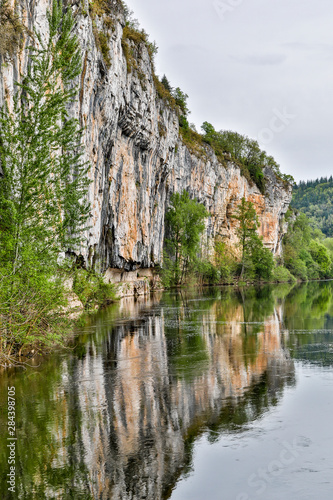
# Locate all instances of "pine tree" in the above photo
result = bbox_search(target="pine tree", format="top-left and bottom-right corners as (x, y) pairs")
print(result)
(161, 74), (172, 93)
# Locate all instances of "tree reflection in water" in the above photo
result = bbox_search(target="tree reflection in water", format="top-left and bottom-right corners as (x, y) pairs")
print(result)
(1, 282), (333, 499)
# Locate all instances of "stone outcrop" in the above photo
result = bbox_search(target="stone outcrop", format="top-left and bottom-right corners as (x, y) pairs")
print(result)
(0, 0), (292, 278)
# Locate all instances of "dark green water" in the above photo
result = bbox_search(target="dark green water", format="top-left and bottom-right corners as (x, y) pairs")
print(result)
(1, 281), (333, 499)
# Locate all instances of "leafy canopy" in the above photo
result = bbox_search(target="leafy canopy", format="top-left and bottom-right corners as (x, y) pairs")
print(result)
(232, 197), (273, 280)
(164, 190), (209, 285)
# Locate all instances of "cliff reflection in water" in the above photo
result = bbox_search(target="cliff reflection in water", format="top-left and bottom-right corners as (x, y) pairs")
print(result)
(0, 285), (304, 499)
(61, 287), (295, 500)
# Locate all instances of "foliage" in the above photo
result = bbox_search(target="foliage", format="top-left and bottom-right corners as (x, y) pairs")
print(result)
(0, 266), (72, 362)
(162, 195), (277, 287)
(271, 266), (297, 283)
(153, 74), (177, 108)
(214, 240), (238, 283)
(173, 87), (190, 116)
(161, 74), (173, 93)
(201, 122), (293, 193)
(179, 125), (207, 157)
(250, 236), (274, 280)
(194, 260), (220, 285)
(73, 269), (116, 310)
(0, 1), (90, 360)
(121, 22), (158, 73)
(88, 0), (115, 67)
(164, 190), (209, 285)
(0, 0), (28, 59)
(292, 176), (333, 236)
(283, 213), (332, 281)
(96, 29), (111, 67)
(231, 198), (274, 281)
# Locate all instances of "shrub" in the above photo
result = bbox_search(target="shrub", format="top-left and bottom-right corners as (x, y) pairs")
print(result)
(73, 270), (116, 310)
(121, 24), (157, 72)
(153, 75), (176, 108)
(252, 243), (274, 281)
(214, 240), (238, 282)
(271, 266), (297, 283)
(96, 30), (111, 67)
(287, 258), (308, 281)
(309, 240), (332, 278)
(195, 260), (220, 284)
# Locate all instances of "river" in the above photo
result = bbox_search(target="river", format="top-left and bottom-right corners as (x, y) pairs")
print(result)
(1, 281), (333, 499)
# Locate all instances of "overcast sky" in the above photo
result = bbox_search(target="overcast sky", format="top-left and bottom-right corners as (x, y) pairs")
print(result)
(125, 0), (333, 182)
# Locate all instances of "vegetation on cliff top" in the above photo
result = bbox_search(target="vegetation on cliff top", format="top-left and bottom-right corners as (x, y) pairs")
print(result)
(156, 77), (293, 193)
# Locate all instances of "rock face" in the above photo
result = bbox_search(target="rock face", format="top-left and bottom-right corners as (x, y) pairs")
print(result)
(0, 0), (292, 274)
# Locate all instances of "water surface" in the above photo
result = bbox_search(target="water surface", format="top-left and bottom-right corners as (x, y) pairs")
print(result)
(1, 282), (333, 499)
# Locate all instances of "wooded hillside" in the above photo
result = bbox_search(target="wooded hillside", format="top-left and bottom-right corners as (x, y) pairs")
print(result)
(292, 177), (333, 236)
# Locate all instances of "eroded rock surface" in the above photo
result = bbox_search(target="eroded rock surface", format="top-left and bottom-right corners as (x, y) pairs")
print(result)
(0, 0), (292, 276)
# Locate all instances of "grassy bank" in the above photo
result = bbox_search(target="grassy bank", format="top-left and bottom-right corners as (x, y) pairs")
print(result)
(0, 269), (117, 368)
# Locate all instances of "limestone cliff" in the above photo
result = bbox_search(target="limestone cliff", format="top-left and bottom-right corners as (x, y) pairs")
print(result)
(0, 0), (292, 275)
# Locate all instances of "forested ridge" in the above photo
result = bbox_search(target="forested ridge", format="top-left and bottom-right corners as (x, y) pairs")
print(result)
(292, 177), (333, 236)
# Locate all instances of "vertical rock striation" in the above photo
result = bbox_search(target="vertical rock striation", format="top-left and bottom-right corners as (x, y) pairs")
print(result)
(0, 0), (292, 274)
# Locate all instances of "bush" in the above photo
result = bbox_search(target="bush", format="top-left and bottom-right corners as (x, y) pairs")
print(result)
(73, 270), (116, 310)
(94, 29), (111, 67)
(153, 75), (176, 108)
(309, 240), (332, 278)
(271, 266), (297, 283)
(121, 25), (158, 72)
(0, 265), (70, 360)
(287, 258), (308, 281)
(179, 115), (189, 130)
(195, 260), (220, 284)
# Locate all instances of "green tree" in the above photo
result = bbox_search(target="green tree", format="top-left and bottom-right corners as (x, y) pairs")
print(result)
(172, 87), (190, 116)
(0, 1), (90, 357)
(165, 190), (209, 285)
(232, 197), (273, 280)
(232, 198), (259, 278)
(250, 235), (274, 280)
(309, 240), (331, 278)
(161, 74), (172, 93)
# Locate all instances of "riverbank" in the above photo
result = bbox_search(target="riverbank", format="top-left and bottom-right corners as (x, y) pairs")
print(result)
(1, 261), (328, 369)
(1, 281), (333, 498)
